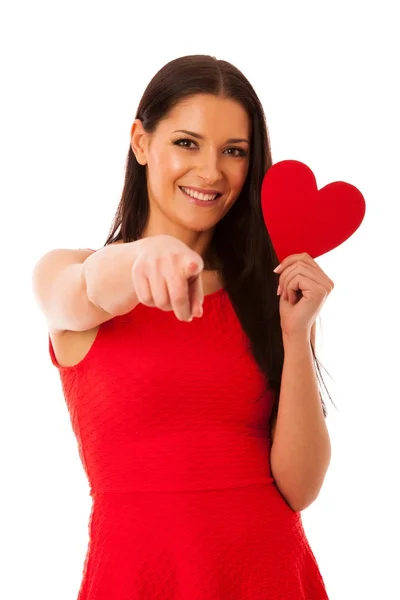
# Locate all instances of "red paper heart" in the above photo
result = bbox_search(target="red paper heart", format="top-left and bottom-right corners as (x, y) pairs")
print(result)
(261, 160), (366, 262)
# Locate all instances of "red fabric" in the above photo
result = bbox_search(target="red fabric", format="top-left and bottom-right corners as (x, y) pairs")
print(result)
(261, 159), (366, 262)
(49, 288), (329, 599)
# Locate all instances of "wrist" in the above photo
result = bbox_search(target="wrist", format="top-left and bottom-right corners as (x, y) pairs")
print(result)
(282, 329), (312, 346)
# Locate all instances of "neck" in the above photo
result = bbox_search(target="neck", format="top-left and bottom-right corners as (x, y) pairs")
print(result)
(138, 220), (219, 270)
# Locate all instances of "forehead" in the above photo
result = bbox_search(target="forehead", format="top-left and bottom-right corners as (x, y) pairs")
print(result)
(159, 94), (251, 138)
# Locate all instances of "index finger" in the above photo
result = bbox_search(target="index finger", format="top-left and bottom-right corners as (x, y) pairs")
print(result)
(274, 252), (315, 273)
(188, 274), (204, 318)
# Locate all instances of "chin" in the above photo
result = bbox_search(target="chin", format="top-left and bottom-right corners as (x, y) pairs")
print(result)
(182, 220), (216, 233)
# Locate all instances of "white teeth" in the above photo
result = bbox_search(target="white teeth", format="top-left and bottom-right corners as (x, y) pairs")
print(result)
(181, 187), (218, 201)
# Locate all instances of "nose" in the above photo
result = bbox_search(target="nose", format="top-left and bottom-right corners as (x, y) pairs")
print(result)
(196, 151), (223, 185)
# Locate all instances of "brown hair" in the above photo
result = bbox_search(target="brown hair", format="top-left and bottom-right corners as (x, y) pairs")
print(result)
(103, 54), (336, 426)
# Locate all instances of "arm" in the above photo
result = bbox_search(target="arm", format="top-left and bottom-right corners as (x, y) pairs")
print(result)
(82, 240), (145, 316)
(32, 240), (145, 333)
(270, 324), (331, 512)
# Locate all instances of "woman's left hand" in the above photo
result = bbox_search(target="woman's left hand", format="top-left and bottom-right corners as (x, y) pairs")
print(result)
(274, 253), (334, 338)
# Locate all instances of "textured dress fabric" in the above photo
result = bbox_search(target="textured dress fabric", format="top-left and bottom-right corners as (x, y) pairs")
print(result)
(48, 286), (329, 599)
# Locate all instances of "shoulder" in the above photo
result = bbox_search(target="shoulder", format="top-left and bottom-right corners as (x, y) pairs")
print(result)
(86, 240), (125, 251)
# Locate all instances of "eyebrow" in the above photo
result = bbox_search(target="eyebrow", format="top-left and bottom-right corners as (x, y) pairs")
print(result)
(173, 129), (250, 145)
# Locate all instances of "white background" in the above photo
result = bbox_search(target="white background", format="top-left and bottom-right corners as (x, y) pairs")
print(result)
(1, 1), (399, 598)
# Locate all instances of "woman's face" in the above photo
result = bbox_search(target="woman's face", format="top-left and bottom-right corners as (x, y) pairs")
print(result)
(130, 93), (251, 240)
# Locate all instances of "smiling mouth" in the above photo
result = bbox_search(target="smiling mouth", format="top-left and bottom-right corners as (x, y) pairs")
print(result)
(179, 186), (222, 202)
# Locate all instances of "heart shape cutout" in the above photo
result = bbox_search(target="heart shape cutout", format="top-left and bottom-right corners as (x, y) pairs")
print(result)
(261, 160), (366, 262)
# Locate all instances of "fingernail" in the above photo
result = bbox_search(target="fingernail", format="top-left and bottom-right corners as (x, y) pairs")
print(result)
(277, 284), (281, 295)
(273, 264), (282, 273)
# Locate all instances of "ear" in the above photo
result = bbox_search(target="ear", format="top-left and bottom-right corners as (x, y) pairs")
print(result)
(130, 119), (148, 166)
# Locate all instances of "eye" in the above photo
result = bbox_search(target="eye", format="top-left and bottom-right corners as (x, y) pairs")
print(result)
(173, 138), (197, 149)
(225, 147), (248, 158)
(173, 138), (248, 157)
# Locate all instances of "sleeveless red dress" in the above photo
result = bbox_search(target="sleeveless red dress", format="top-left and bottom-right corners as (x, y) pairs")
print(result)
(48, 285), (329, 599)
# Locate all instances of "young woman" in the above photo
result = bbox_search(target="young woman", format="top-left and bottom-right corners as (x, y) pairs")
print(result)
(33, 54), (334, 599)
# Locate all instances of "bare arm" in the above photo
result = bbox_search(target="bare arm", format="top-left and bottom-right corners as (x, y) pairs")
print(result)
(82, 240), (145, 316)
(270, 331), (331, 512)
(32, 240), (144, 333)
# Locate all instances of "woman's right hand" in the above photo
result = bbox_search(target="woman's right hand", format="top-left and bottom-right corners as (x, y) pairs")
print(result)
(131, 235), (205, 322)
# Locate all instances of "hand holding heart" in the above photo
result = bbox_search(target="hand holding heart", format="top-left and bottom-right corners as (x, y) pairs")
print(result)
(260, 159), (365, 338)
(274, 252), (334, 338)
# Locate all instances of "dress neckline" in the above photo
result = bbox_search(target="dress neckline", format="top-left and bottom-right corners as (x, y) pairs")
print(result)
(203, 287), (226, 301)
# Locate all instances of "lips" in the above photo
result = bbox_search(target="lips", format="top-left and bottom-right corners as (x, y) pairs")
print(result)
(180, 186), (222, 195)
(179, 186), (222, 206)
(179, 186), (222, 200)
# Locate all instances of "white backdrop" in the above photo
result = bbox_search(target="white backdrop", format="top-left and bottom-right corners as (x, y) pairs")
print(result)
(1, 1), (399, 598)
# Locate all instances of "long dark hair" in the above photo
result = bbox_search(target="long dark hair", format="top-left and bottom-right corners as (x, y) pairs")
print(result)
(103, 54), (336, 425)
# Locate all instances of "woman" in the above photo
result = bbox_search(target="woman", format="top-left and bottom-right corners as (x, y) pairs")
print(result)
(33, 54), (334, 598)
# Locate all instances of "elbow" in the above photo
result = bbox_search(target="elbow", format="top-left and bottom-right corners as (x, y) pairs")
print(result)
(279, 484), (322, 512)
(289, 492), (319, 512)
(273, 464), (330, 513)
(271, 443), (331, 512)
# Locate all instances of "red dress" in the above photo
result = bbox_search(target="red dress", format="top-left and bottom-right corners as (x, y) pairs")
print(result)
(48, 286), (329, 599)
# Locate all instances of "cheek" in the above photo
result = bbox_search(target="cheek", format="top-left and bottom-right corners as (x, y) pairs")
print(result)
(229, 163), (249, 190)
(152, 148), (187, 182)
(168, 154), (188, 177)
